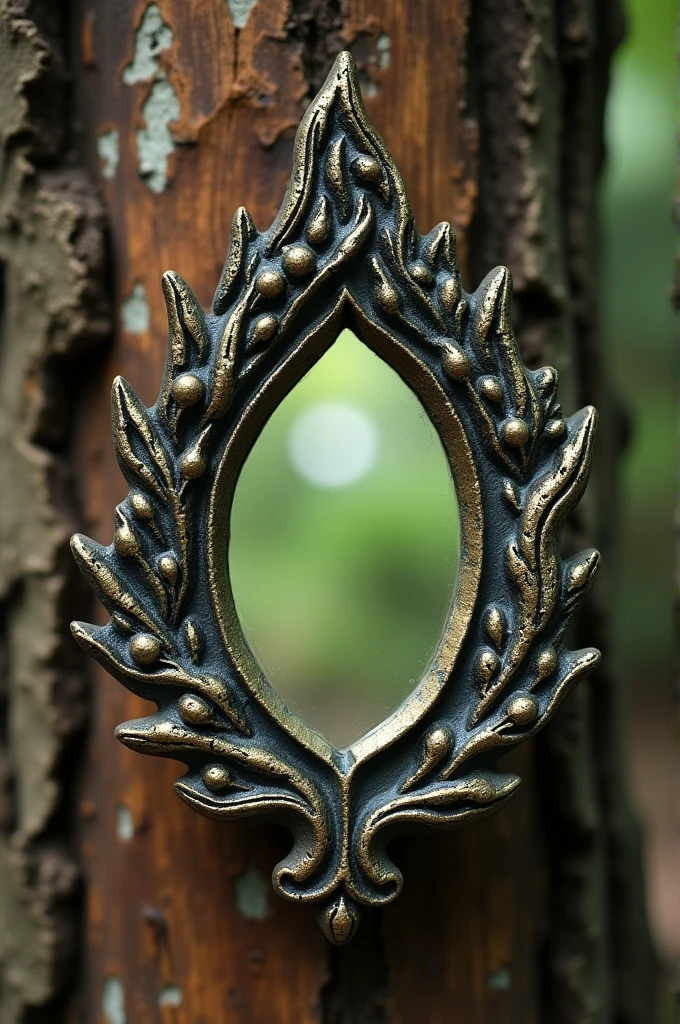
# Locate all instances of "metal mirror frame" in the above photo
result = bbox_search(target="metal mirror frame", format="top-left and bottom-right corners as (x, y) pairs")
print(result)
(71, 52), (600, 944)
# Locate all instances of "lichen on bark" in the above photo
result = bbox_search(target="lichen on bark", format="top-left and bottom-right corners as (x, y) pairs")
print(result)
(0, 2), (108, 1019)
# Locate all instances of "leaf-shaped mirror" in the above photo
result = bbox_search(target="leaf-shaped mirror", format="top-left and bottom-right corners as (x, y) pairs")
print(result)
(71, 51), (599, 945)
(230, 328), (460, 748)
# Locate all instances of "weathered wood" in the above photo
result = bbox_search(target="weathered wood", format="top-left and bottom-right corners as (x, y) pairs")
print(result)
(0, 0), (656, 1020)
(70, 2), (507, 1020)
(383, 746), (543, 1024)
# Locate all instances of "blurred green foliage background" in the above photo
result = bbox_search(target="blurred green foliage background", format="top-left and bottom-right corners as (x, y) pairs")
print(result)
(230, 331), (459, 748)
(599, 0), (676, 989)
(602, 0), (674, 681)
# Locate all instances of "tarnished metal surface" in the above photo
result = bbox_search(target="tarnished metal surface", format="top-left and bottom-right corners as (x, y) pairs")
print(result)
(71, 52), (599, 944)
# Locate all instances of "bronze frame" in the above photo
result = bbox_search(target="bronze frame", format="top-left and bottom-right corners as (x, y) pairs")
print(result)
(71, 53), (600, 944)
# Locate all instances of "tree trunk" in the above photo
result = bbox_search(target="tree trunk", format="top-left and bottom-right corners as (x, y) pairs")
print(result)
(0, 1), (657, 1022)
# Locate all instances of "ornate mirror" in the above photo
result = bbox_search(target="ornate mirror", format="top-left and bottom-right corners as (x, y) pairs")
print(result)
(71, 52), (599, 944)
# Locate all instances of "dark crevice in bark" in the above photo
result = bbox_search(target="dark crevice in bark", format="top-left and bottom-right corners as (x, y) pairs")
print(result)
(469, 0), (656, 1020)
(285, 0), (346, 100)
(556, 6), (657, 1024)
(321, 908), (391, 1024)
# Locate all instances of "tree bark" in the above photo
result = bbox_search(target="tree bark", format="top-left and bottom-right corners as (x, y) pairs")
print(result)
(0, 0), (657, 1021)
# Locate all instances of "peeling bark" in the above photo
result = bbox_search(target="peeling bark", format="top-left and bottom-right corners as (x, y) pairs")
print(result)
(0, 3), (108, 1020)
(470, 2), (657, 1021)
(0, 0), (656, 1020)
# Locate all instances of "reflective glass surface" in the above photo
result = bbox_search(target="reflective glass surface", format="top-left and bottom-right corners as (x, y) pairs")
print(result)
(229, 330), (459, 747)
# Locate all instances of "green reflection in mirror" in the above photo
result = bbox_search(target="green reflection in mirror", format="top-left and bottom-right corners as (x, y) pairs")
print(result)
(229, 329), (460, 748)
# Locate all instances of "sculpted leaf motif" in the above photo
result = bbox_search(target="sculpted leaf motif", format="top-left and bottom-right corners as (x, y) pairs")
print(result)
(71, 535), (171, 646)
(112, 376), (174, 498)
(71, 51), (600, 942)
(472, 405), (597, 724)
(70, 620), (248, 734)
(161, 270), (208, 370)
(115, 712), (329, 891)
(357, 773), (521, 897)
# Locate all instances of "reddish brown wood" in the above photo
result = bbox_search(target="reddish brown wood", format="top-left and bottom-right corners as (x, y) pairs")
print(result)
(0, 0), (654, 1018)
(72, 2), (542, 1020)
(344, 0), (478, 262)
(75, 4), (329, 1019)
(383, 748), (543, 1024)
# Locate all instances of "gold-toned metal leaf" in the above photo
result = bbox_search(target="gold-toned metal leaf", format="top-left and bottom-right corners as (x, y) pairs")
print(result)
(114, 508), (169, 616)
(400, 726), (452, 793)
(503, 479), (522, 511)
(316, 894), (360, 946)
(113, 508), (141, 559)
(443, 647), (600, 783)
(358, 773), (521, 891)
(485, 607), (506, 650)
(71, 536), (169, 643)
(113, 710), (329, 890)
(158, 554), (178, 588)
(472, 267), (505, 360)
(246, 314), (278, 352)
(566, 548), (601, 595)
(326, 136), (350, 222)
(269, 109), (331, 252)
(307, 195), (331, 245)
(185, 619), (202, 663)
(477, 649), (499, 694)
(372, 257), (400, 316)
(425, 221), (456, 270)
(384, 226), (446, 331)
(533, 365), (559, 411)
(472, 406), (598, 723)
(71, 620), (246, 733)
(203, 278), (255, 421)
(110, 612), (134, 633)
(454, 299), (467, 336)
(213, 206), (256, 314)
(112, 376), (173, 498)
(535, 647), (557, 682)
(461, 267), (545, 475)
(493, 269), (536, 427)
(161, 271), (208, 371)
(180, 425), (211, 481)
(280, 196), (374, 333)
(440, 275), (461, 314)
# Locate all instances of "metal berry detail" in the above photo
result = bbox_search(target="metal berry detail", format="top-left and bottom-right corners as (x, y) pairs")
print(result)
(71, 52), (599, 944)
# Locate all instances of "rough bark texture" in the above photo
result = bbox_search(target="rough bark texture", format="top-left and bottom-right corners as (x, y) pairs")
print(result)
(0, 0), (658, 1021)
(0, 2), (109, 1020)
(469, 2), (657, 1020)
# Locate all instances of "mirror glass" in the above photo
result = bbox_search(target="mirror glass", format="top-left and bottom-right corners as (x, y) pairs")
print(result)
(229, 329), (459, 748)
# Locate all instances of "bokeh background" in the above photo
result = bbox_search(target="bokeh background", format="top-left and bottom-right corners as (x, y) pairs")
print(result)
(599, 0), (677, 1004)
(229, 0), (676, 1001)
(230, 330), (460, 748)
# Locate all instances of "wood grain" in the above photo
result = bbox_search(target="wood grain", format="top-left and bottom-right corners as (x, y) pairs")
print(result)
(72, 1), (541, 1020)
